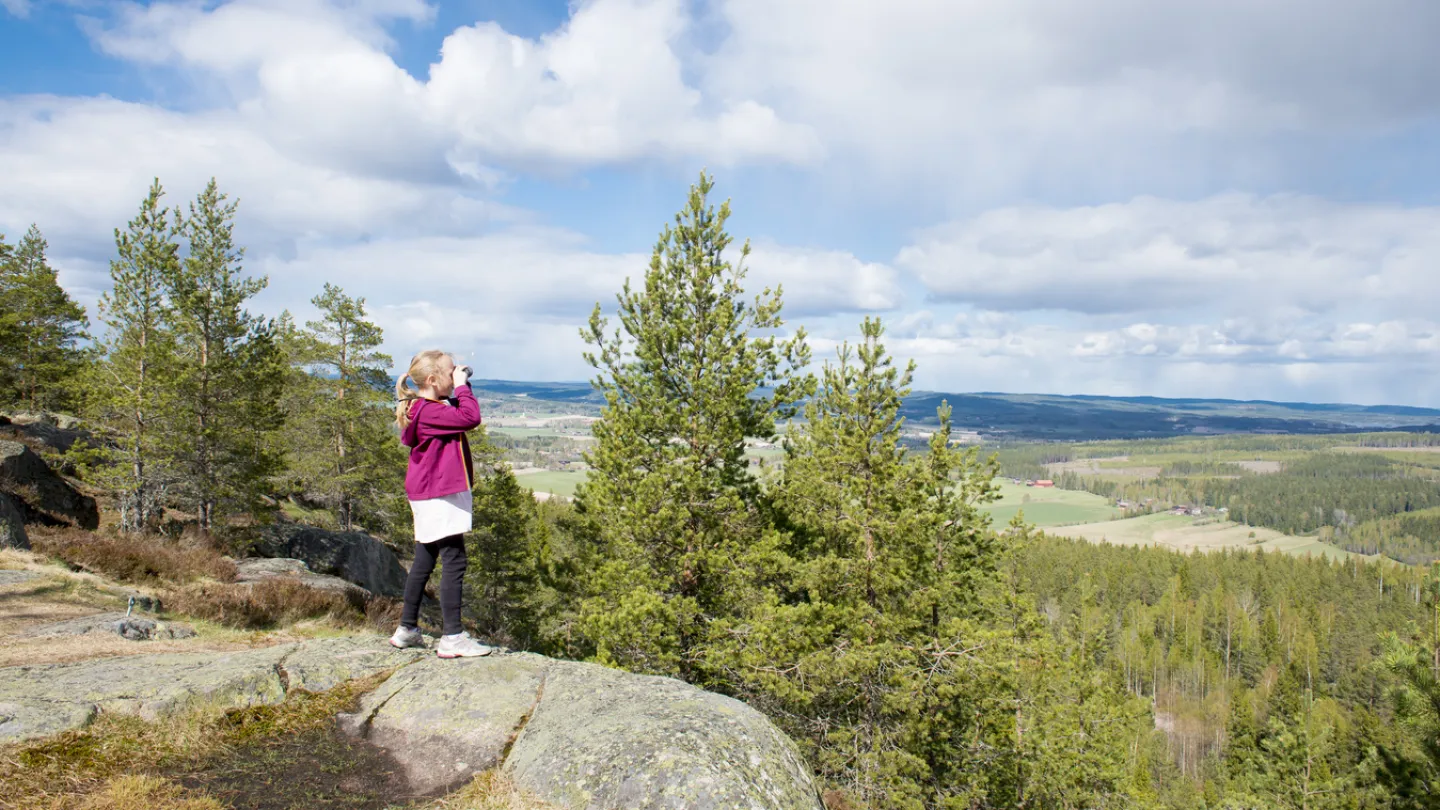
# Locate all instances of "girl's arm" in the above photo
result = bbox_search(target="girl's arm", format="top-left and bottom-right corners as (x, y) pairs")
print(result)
(414, 383), (482, 438)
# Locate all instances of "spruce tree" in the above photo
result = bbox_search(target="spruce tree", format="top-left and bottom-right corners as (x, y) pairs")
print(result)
(0, 225), (89, 412)
(80, 180), (181, 532)
(577, 171), (811, 678)
(163, 179), (285, 533)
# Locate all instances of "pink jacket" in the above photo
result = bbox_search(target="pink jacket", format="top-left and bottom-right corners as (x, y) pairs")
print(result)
(400, 383), (480, 500)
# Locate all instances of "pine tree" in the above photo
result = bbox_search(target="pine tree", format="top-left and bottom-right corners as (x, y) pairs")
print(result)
(0, 225), (89, 412)
(78, 180), (181, 532)
(576, 171), (811, 678)
(163, 179), (285, 533)
(282, 284), (403, 533)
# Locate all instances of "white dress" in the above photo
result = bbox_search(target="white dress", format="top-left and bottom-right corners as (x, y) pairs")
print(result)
(410, 489), (473, 544)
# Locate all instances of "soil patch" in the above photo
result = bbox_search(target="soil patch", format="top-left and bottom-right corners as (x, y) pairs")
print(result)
(174, 721), (424, 810)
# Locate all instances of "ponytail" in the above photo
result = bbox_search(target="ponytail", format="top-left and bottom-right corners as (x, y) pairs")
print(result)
(395, 373), (420, 431)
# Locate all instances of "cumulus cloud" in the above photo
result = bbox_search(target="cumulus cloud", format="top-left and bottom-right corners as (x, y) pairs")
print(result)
(706, 0), (1440, 195)
(85, 0), (819, 176)
(745, 242), (903, 316)
(895, 194), (1440, 318)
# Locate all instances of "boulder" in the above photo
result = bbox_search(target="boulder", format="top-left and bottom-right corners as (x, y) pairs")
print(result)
(0, 441), (99, 530)
(505, 659), (821, 810)
(342, 653), (824, 808)
(253, 524), (405, 598)
(0, 417), (93, 456)
(233, 557), (372, 598)
(1, 637), (825, 809)
(0, 492), (28, 550)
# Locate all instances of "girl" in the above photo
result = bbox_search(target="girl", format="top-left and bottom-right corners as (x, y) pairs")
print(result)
(389, 350), (493, 658)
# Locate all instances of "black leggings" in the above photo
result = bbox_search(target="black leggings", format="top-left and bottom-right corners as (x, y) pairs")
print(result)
(400, 533), (467, 636)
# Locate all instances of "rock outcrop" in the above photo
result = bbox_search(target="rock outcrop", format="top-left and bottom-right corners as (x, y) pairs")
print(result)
(0, 492), (27, 550)
(0, 413), (93, 455)
(0, 636), (824, 809)
(233, 557), (373, 597)
(27, 611), (196, 641)
(253, 524), (406, 598)
(0, 440), (99, 530)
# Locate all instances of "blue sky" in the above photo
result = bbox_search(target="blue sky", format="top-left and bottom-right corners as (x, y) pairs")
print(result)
(2, 0), (1439, 406)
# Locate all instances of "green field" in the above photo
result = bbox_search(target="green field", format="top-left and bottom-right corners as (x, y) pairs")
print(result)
(979, 481), (1122, 527)
(1045, 513), (1367, 561)
(517, 470), (586, 498)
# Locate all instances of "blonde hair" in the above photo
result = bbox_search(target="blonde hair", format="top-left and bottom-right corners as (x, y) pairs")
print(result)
(395, 349), (453, 431)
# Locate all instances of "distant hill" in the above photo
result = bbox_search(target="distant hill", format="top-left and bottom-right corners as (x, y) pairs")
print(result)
(472, 379), (1440, 441)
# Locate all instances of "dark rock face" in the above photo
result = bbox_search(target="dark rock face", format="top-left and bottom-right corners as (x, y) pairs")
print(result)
(253, 524), (406, 598)
(0, 440), (99, 530)
(0, 492), (28, 550)
(0, 415), (93, 455)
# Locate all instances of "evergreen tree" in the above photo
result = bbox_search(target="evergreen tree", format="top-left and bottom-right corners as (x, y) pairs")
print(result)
(163, 179), (284, 532)
(465, 436), (575, 652)
(576, 171), (811, 678)
(0, 225), (89, 411)
(281, 284), (403, 533)
(78, 180), (181, 532)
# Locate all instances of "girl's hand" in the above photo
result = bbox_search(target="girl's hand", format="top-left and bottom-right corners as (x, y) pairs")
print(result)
(452, 366), (471, 388)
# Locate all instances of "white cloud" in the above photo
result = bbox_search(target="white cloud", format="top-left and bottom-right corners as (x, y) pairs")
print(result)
(896, 194), (1440, 318)
(706, 0), (1440, 195)
(85, 0), (820, 175)
(745, 241), (902, 316)
(1, 0), (31, 18)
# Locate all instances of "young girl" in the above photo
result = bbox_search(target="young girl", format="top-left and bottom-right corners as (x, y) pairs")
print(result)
(389, 350), (493, 658)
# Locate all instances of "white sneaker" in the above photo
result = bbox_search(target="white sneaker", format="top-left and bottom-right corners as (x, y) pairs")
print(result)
(389, 625), (424, 649)
(436, 631), (494, 658)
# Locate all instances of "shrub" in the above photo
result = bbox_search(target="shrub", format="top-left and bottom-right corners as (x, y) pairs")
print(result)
(164, 579), (367, 630)
(29, 526), (236, 585)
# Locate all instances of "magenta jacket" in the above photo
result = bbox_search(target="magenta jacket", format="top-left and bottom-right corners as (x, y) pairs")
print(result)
(400, 383), (480, 500)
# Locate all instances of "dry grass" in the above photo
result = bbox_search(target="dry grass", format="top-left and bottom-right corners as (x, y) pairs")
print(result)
(418, 771), (561, 810)
(29, 526), (237, 586)
(75, 775), (224, 810)
(164, 579), (370, 631)
(0, 632), (259, 668)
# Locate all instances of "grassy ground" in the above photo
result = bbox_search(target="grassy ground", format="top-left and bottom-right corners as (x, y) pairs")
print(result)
(979, 481), (1122, 527)
(1044, 513), (1367, 561)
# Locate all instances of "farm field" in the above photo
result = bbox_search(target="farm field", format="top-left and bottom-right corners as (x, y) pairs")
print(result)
(487, 425), (594, 440)
(515, 469), (586, 498)
(979, 480), (1122, 527)
(1045, 513), (1365, 561)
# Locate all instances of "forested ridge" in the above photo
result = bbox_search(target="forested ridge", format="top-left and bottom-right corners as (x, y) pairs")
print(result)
(5, 174), (1440, 808)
